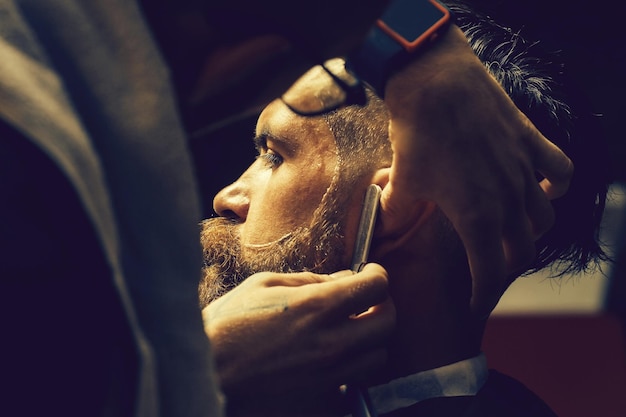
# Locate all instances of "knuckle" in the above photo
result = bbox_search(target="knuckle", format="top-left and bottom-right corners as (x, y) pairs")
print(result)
(299, 271), (324, 284)
(246, 271), (277, 286)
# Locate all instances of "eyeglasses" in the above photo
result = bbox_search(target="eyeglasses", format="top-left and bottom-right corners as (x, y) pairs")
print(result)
(281, 58), (366, 116)
(190, 58), (366, 141)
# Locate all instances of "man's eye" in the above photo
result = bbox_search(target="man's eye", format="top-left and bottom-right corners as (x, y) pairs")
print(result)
(258, 151), (283, 168)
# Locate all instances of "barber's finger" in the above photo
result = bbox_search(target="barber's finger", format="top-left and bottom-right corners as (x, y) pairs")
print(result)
(252, 268), (363, 288)
(329, 303), (394, 380)
(529, 130), (573, 199)
(499, 180), (537, 272)
(351, 294), (396, 326)
(502, 217), (536, 274)
(378, 181), (416, 237)
(248, 270), (338, 287)
(334, 299), (395, 352)
(329, 270), (358, 280)
(539, 174), (570, 201)
(327, 263), (391, 317)
(456, 215), (507, 318)
(525, 174), (555, 239)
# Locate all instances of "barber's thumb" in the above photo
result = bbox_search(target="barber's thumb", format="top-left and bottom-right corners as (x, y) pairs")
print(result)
(378, 184), (430, 239)
(329, 269), (356, 280)
(377, 183), (409, 237)
(249, 270), (337, 287)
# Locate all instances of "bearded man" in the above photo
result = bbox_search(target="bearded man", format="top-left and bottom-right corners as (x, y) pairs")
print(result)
(199, 2), (610, 416)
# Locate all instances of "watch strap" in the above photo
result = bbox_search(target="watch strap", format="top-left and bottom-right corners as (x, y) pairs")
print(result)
(346, 0), (452, 96)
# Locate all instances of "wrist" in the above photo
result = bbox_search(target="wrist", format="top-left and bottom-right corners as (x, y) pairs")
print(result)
(347, 0), (453, 96)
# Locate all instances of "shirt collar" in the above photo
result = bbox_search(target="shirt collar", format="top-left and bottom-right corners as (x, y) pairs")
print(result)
(367, 353), (488, 415)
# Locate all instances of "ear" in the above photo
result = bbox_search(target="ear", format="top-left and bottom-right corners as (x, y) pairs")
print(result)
(369, 167), (390, 192)
(369, 167), (438, 257)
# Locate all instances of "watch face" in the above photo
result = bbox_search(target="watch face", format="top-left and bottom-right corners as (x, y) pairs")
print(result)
(377, 0), (451, 52)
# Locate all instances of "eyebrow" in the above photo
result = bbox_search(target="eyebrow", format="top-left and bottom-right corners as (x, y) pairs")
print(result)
(253, 134), (266, 150)
(253, 132), (296, 155)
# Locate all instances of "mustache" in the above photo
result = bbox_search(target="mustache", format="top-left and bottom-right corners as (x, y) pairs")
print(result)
(199, 217), (248, 307)
(200, 217), (241, 269)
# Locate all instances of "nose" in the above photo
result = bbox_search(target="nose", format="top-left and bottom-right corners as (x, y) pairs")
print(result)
(213, 180), (250, 220)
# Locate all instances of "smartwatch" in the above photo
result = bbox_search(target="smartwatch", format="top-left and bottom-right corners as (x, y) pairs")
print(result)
(346, 0), (453, 96)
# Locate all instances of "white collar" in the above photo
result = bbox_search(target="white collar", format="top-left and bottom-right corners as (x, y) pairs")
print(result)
(366, 353), (488, 415)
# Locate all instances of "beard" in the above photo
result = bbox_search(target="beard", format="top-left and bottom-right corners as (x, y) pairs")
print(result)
(198, 190), (349, 308)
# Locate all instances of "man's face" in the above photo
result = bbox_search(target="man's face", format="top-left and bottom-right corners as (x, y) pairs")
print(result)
(199, 94), (359, 306)
(218, 99), (339, 244)
(199, 60), (391, 306)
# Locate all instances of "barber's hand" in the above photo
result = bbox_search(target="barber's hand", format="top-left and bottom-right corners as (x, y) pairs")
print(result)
(379, 25), (573, 317)
(203, 263), (395, 416)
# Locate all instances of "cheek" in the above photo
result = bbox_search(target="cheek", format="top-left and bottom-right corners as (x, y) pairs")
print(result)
(243, 158), (336, 245)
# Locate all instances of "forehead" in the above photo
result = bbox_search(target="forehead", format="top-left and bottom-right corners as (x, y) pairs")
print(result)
(255, 97), (336, 153)
(255, 59), (349, 149)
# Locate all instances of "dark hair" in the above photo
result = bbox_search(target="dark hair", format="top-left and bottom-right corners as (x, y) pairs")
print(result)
(445, 0), (613, 275)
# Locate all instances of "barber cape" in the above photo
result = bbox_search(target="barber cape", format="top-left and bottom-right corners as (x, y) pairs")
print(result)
(0, 1), (223, 416)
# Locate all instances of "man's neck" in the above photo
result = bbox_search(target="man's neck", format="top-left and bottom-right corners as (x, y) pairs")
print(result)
(380, 278), (480, 383)
(370, 215), (482, 385)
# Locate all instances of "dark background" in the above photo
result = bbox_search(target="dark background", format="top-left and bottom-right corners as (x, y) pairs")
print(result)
(470, 0), (625, 180)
